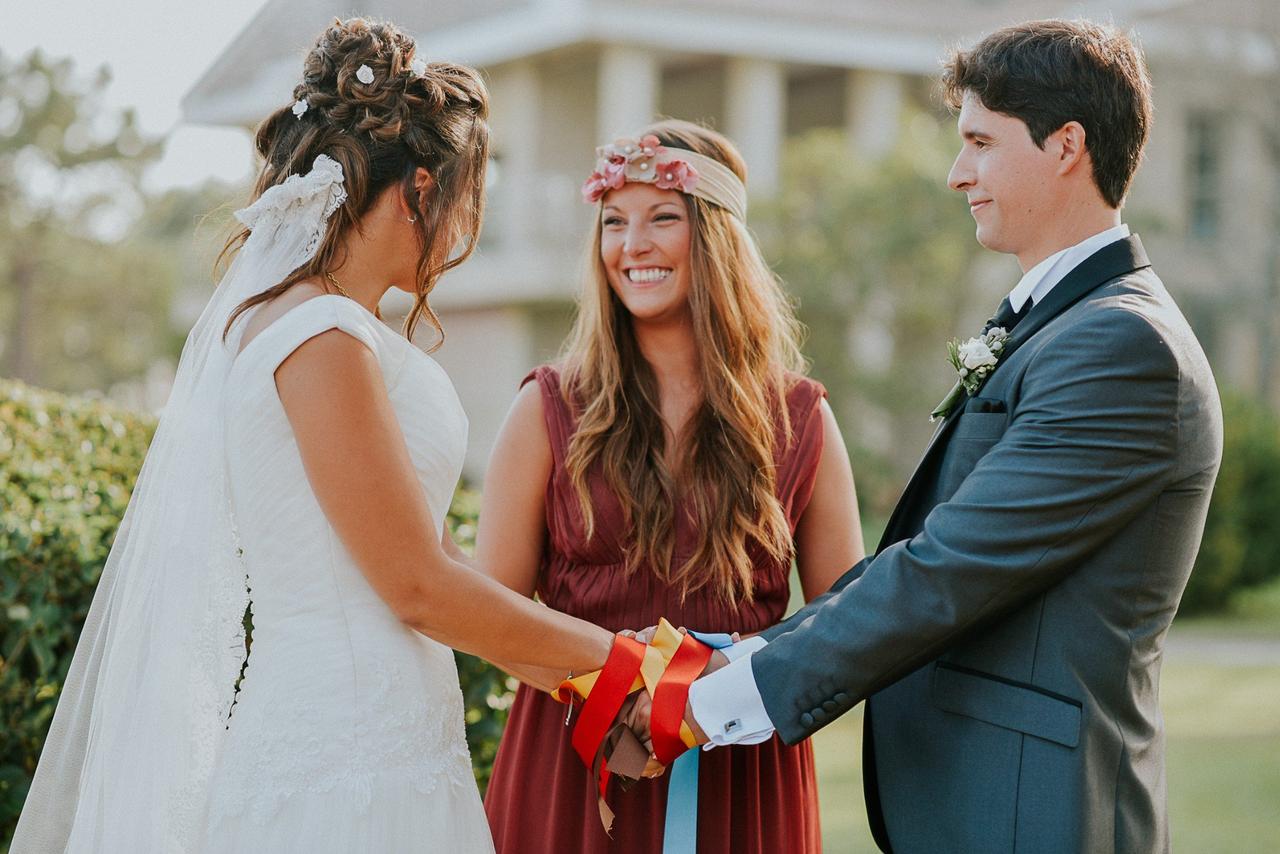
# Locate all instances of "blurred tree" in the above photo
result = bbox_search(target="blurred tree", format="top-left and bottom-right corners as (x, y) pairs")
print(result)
(1257, 6), (1280, 408)
(755, 121), (1000, 519)
(0, 49), (166, 390)
(1182, 393), (1280, 613)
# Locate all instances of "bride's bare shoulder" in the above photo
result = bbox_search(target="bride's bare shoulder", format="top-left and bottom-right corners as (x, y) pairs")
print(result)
(236, 281), (329, 356)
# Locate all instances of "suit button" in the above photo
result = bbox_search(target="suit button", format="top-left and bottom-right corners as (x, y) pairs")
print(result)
(811, 708), (829, 724)
(834, 692), (851, 706)
(800, 712), (814, 728)
(822, 700), (838, 714)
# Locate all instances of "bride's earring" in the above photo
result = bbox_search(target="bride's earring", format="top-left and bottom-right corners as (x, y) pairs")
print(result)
(407, 215), (417, 223)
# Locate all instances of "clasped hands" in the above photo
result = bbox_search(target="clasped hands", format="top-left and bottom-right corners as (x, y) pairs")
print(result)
(612, 624), (739, 778)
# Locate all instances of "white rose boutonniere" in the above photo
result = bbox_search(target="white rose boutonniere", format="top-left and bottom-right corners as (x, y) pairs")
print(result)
(930, 326), (1011, 421)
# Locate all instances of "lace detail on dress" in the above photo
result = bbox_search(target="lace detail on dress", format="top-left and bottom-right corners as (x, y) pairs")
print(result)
(206, 654), (475, 827)
(170, 476), (251, 846)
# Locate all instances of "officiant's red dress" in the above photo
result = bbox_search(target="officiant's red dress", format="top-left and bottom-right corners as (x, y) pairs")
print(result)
(484, 366), (825, 854)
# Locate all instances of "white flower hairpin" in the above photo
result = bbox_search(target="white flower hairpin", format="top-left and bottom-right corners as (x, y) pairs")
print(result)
(356, 64), (375, 85)
(410, 57), (427, 77)
(292, 98), (309, 119)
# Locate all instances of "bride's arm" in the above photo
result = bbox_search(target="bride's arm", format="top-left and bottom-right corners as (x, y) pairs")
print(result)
(470, 381), (574, 691)
(276, 331), (613, 674)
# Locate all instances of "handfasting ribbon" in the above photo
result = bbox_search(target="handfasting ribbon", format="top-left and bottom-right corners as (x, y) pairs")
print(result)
(649, 630), (712, 765)
(567, 634), (646, 777)
(554, 633), (648, 833)
(662, 750), (701, 854)
(660, 630), (734, 854)
(551, 620), (728, 840)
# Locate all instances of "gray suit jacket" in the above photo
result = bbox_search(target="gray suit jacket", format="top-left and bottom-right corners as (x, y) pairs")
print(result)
(754, 237), (1222, 853)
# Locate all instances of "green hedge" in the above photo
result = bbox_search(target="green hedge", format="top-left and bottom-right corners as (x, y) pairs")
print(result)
(0, 379), (513, 844)
(1181, 392), (1280, 614)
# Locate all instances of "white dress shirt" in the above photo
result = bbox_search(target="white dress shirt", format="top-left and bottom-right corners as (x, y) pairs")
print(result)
(687, 223), (1131, 748)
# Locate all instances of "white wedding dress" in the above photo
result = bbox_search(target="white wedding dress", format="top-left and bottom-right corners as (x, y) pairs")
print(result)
(200, 294), (495, 852)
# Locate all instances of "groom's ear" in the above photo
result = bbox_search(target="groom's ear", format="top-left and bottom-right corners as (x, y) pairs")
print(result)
(1050, 121), (1090, 177)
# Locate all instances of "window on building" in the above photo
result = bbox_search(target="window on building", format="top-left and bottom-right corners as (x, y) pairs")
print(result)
(1186, 112), (1223, 241)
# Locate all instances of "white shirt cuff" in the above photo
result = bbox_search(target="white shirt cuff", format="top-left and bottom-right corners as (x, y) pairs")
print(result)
(720, 634), (767, 663)
(687, 641), (775, 749)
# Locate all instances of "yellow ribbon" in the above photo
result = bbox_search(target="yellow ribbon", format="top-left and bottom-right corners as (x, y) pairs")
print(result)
(554, 618), (700, 749)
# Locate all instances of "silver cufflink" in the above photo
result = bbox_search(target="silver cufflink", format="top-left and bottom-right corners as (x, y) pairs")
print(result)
(724, 718), (742, 734)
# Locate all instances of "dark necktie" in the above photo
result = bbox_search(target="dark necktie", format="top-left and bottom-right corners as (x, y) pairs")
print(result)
(984, 296), (1031, 334)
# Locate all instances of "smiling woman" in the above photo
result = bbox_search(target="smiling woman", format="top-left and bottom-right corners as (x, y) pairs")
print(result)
(599, 184), (693, 323)
(476, 119), (866, 853)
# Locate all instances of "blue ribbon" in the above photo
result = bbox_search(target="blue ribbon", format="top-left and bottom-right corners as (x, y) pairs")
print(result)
(662, 630), (734, 854)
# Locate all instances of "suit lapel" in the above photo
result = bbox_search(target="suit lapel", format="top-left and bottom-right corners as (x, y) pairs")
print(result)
(990, 235), (1150, 377)
(877, 235), (1151, 551)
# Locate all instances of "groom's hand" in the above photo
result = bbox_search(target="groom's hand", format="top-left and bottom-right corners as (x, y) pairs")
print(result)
(617, 625), (735, 753)
(680, 650), (728, 747)
(684, 699), (709, 746)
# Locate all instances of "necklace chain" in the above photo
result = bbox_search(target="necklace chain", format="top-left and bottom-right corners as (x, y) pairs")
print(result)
(322, 271), (382, 321)
(323, 271), (351, 299)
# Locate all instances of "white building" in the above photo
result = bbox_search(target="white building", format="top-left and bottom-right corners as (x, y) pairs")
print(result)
(185, 0), (1278, 477)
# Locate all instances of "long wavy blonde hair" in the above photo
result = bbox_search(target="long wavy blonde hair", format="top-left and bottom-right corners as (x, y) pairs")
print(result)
(561, 119), (806, 604)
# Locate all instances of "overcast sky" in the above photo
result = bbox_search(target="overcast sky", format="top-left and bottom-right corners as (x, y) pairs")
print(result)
(0, 0), (270, 192)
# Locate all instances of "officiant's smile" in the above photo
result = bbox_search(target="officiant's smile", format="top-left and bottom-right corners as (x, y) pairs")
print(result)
(601, 184), (693, 322)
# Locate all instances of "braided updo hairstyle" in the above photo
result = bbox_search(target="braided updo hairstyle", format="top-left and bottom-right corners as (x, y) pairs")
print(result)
(223, 17), (489, 346)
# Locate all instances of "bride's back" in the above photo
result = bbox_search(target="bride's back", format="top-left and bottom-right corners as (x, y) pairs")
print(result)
(206, 291), (479, 846)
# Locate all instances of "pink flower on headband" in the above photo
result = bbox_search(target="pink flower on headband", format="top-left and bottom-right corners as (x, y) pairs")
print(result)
(608, 134), (663, 164)
(654, 159), (698, 193)
(581, 158), (627, 203)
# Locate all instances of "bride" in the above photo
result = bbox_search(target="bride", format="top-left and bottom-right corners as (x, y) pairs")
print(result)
(12, 18), (614, 853)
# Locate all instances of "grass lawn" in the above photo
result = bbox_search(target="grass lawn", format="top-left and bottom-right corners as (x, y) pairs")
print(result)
(809, 619), (1280, 853)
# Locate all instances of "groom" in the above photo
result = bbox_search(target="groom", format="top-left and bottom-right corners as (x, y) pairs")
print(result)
(663, 19), (1221, 854)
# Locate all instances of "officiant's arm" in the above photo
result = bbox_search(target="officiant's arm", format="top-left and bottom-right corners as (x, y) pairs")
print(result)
(746, 307), (1186, 744)
(474, 381), (548, 600)
(467, 381), (575, 692)
(278, 331), (613, 677)
(792, 399), (867, 601)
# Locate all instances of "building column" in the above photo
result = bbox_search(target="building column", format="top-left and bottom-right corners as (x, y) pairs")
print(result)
(490, 60), (540, 248)
(597, 45), (659, 140)
(845, 69), (905, 159)
(726, 57), (785, 195)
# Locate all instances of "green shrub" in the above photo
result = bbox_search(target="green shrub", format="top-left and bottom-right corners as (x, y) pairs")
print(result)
(1181, 392), (1280, 614)
(0, 379), (513, 843)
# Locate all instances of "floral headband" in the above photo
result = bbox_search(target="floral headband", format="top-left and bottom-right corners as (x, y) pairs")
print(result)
(581, 134), (748, 221)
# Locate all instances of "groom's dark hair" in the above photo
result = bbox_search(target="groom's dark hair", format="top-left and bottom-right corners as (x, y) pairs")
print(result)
(942, 19), (1152, 208)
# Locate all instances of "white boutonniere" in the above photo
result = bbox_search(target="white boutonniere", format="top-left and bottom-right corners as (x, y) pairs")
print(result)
(930, 326), (1010, 421)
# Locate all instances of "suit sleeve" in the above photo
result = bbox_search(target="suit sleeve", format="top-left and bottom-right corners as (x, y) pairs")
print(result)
(759, 557), (870, 642)
(752, 307), (1182, 744)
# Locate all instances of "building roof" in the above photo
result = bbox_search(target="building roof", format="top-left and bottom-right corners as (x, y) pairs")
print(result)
(184, 0), (1178, 127)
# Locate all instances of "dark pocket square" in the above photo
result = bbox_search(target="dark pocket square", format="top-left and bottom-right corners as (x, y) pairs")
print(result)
(967, 397), (1008, 414)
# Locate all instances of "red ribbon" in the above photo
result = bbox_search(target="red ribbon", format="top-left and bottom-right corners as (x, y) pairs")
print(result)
(571, 635), (647, 792)
(649, 631), (712, 766)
